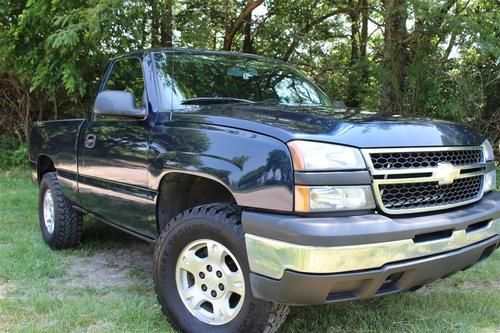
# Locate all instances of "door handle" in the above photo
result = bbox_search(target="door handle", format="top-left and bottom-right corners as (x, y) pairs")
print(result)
(85, 134), (96, 149)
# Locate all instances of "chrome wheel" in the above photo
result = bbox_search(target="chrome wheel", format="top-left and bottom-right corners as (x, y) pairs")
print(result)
(43, 189), (55, 234)
(175, 239), (245, 325)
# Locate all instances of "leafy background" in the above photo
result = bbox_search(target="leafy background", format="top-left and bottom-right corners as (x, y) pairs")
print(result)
(0, 0), (498, 168)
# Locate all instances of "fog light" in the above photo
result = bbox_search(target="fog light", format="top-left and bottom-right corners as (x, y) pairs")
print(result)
(484, 170), (497, 193)
(295, 186), (375, 212)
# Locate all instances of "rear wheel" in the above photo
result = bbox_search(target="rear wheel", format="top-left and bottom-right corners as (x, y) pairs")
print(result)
(39, 172), (83, 249)
(154, 203), (289, 333)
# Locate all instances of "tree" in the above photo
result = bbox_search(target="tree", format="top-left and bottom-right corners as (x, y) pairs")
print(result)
(0, 0), (498, 158)
(149, 0), (174, 47)
(380, 0), (408, 113)
(223, 0), (265, 51)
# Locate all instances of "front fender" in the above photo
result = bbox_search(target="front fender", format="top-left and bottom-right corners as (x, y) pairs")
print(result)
(148, 119), (294, 212)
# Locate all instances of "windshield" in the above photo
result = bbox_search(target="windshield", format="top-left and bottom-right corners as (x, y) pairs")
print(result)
(154, 52), (332, 109)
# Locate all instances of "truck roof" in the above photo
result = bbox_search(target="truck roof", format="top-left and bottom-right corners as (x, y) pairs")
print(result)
(112, 47), (287, 65)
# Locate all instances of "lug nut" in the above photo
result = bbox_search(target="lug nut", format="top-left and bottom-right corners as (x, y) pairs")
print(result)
(207, 265), (212, 272)
(216, 271), (222, 278)
(201, 284), (207, 291)
(218, 283), (225, 291)
(199, 272), (205, 279)
(211, 290), (217, 297)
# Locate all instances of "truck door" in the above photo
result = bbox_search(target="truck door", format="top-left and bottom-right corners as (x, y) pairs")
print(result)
(78, 56), (157, 238)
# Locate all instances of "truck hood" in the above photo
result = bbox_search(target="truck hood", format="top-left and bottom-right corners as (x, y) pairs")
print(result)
(170, 104), (484, 148)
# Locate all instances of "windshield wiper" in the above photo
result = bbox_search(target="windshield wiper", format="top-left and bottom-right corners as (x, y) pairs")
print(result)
(181, 97), (256, 105)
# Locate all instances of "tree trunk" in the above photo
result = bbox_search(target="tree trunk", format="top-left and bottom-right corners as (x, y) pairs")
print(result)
(360, 0), (368, 59)
(160, 0), (173, 47)
(150, 0), (161, 47)
(359, 0), (369, 89)
(223, 0), (264, 51)
(381, 0), (408, 113)
(242, 19), (254, 53)
(346, 1), (360, 107)
(141, 5), (147, 47)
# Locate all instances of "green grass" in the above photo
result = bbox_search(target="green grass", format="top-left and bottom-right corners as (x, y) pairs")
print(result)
(0, 169), (499, 333)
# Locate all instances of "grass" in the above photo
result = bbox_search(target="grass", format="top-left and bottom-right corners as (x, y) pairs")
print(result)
(0, 169), (499, 333)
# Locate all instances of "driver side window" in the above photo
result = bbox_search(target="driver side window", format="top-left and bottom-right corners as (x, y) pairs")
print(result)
(105, 58), (145, 108)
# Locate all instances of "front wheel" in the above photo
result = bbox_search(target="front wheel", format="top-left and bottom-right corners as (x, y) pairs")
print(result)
(153, 203), (289, 333)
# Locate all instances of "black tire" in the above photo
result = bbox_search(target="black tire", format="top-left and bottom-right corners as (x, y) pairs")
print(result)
(154, 203), (289, 333)
(39, 172), (83, 249)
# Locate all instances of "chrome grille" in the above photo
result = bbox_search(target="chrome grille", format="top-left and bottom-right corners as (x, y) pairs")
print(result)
(362, 147), (487, 214)
(380, 176), (482, 210)
(370, 150), (482, 170)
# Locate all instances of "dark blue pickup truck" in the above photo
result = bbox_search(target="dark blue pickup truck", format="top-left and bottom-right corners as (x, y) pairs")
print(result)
(29, 49), (499, 333)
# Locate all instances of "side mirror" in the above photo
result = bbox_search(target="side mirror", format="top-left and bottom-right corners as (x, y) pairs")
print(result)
(93, 90), (146, 118)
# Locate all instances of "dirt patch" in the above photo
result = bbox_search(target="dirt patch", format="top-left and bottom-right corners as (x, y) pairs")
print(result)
(64, 243), (154, 289)
(0, 283), (13, 300)
(455, 280), (500, 291)
(418, 278), (500, 295)
(0, 286), (6, 300)
(75, 320), (117, 333)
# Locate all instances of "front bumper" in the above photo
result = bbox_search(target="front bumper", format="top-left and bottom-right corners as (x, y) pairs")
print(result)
(250, 236), (499, 305)
(243, 191), (500, 305)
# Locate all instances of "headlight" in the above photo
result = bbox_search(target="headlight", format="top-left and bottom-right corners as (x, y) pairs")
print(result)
(295, 186), (375, 212)
(288, 141), (366, 171)
(484, 170), (497, 192)
(481, 140), (494, 161)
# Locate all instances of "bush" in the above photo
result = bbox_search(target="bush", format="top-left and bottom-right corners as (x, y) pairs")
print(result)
(0, 137), (28, 170)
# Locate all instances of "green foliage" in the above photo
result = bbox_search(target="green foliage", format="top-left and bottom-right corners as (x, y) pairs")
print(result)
(0, 137), (28, 170)
(0, 0), (498, 158)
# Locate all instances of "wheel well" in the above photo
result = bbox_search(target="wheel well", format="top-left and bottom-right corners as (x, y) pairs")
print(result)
(37, 155), (55, 183)
(157, 173), (237, 232)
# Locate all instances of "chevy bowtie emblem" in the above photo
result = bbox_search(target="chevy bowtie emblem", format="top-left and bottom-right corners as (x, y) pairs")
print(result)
(433, 162), (461, 185)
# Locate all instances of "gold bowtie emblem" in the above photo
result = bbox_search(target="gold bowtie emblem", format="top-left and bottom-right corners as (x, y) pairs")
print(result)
(433, 162), (461, 185)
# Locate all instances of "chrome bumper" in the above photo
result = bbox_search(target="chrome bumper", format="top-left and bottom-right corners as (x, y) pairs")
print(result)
(246, 218), (500, 280)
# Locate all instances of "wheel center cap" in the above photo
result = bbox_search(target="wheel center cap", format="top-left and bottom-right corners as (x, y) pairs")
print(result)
(202, 267), (226, 299)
